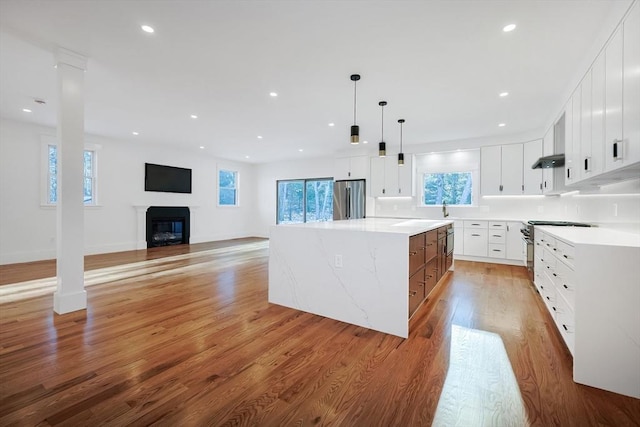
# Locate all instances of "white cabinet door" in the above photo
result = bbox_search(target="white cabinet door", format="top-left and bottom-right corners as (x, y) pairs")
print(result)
(605, 26), (624, 172)
(579, 70), (592, 182)
(523, 139), (542, 194)
(463, 229), (488, 257)
(506, 222), (525, 261)
(566, 89), (580, 185)
(542, 128), (555, 193)
(590, 51), (606, 178)
(623, 1), (640, 167)
(349, 155), (369, 180)
(501, 144), (524, 194)
(453, 220), (464, 256)
(370, 157), (386, 197)
(480, 145), (502, 195)
(397, 154), (414, 196)
(384, 155), (400, 196)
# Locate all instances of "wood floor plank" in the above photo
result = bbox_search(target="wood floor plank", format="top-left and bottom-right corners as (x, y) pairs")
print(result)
(1, 241), (639, 426)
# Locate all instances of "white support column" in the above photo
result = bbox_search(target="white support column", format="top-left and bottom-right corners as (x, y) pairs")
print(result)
(53, 48), (88, 315)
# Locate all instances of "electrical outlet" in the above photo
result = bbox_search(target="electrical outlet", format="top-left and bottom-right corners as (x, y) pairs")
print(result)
(613, 203), (618, 217)
(334, 254), (343, 268)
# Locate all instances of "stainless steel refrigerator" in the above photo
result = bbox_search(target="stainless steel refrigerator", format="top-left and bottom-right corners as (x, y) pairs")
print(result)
(333, 179), (366, 220)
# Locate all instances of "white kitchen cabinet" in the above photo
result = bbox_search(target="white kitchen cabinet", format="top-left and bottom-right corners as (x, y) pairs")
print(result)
(480, 144), (523, 195)
(585, 51), (606, 180)
(370, 155), (414, 197)
(542, 127), (555, 194)
(605, 26), (624, 172)
(523, 139), (543, 194)
(453, 220), (464, 256)
(578, 70), (592, 183)
(334, 155), (368, 181)
(565, 88), (580, 186)
(462, 221), (488, 257)
(505, 221), (525, 261)
(622, 1), (640, 168)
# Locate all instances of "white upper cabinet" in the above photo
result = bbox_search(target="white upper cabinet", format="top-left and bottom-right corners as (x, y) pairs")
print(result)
(565, 88), (581, 185)
(523, 139), (543, 194)
(481, 144), (523, 195)
(542, 126), (555, 194)
(588, 51), (606, 179)
(370, 155), (414, 197)
(622, 1), (640, 167)
(605, 26), (624, 172)
(334, 155), (368, 181)
(579, 70), (593, 182)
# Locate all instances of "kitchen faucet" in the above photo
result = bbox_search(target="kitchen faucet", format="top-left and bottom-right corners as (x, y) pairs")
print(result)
(442, 201), (449, 218)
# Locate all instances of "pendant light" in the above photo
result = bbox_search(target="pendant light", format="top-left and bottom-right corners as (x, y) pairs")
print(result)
(398, 119), (405, 166)
(350, 74), (360, 144)
(378, 101), (387, 157)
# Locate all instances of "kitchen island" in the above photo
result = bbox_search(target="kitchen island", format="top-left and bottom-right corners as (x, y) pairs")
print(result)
(268, 218), (453, 338)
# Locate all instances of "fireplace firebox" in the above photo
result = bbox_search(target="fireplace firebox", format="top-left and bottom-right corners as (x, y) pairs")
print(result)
(146, 206), (190, 248)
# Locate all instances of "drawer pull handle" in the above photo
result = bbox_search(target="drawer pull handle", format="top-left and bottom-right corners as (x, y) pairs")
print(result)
(553, 248), (557, 251)
(546, 296), (550, 301)
(471, 234), (480, 237)
(492, 234), (501, 237)
(563, 254), (571, 259)
(492, 249), (501, 252)
(409, 251), (417, 256)
(552, 306), (556, 312)
(540, 285), (544, 289)
(471, 223), (480, 226)
(552, 273), (557, 277)
(563, 284), (568, 289)
(409, 291), (417, 297)
(562, 324), (568, 331)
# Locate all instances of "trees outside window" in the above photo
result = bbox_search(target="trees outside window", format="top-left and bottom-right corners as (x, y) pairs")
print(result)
(423, 172), (473, 205)
(47, 145), (96, 205)
(277, 178), (333, 224)
(219, 170), (238, 206)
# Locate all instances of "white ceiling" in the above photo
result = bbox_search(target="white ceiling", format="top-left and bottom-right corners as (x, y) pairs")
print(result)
(0, 0), (631, 164)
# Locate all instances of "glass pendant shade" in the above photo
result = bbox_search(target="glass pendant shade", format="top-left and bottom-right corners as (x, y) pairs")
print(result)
(398, 119), (405, 166)
(398, 152), (404, 166)
(379, 141), (386, 157)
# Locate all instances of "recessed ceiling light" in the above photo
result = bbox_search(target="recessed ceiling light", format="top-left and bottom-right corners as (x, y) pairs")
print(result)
(257, 135), (263, 139)
(362, 140), (368, 144)
(141, 25), (155, 33)
(132, 131), (139, 135)
(269, 92), (278, 97)
(190, 114), (198, 119)
(328, 123), (335, 127)
(199, 146), (205, 149)
(298, 149), (303, 152)
(22, 108), (32, 113)
(245, 155), (250, 159)
(503, 24), (516, 32)
(498, 123), (506, 127)
(499, 92), (509, 97)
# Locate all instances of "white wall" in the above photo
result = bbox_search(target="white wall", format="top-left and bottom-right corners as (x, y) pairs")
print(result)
(0, 119), (257, 264)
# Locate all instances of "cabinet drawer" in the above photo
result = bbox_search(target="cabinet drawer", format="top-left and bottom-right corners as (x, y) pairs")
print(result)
(543, 235), (557, 251)
(464, 220), (488, 229)
(409, 268), (425, 317)
(554, 261), (576, 310)
(425, 258), (438, 297)
(488, 230), (506, 244)
(488, 221), (506, 230)
(463, 228), (488, 257)
(556, 239), (576, 268)
(554, 294), (575, 355)
(488, 243), (506, 258)
(425, 230), (438, 262)
(409, 233), (426, 275)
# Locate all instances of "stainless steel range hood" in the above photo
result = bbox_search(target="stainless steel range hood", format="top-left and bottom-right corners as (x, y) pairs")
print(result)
(531, 153), (565, 169)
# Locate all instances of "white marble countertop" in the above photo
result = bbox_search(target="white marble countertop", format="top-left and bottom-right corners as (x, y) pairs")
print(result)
(537, 226), (640, 247)
(274, 217), (453, 235)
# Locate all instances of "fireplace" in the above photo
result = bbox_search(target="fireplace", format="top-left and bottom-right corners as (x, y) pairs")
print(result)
(146, 206), (190, 248)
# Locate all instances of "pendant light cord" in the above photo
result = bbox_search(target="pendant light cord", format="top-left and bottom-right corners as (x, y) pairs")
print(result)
(353, 80), (357, 126)
(400, 121), (403, 152)
(381, 104), (384, 141)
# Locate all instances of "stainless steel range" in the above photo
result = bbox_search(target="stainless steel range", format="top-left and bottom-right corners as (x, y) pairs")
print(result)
(520, 220), (592, 281)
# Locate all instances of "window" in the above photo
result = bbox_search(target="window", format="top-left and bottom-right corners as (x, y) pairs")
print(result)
(416, 149), (479, 207)
(47, 144), (97, 205)
(277, 178), (333, 224)
(423, 172), (473, 205)
(219, 169), (238, 206)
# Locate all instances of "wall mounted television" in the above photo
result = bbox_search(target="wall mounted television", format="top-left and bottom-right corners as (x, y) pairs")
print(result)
(145, 163), (192, 194)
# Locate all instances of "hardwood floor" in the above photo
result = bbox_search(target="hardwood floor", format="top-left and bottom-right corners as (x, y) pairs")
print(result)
(0, 239), (638, 426)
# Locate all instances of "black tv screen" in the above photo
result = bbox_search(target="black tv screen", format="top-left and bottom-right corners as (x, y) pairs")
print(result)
(145, 163), (192, 194)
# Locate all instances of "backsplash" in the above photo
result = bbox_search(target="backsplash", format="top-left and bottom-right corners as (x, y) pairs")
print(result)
(374, 178), (640, 232)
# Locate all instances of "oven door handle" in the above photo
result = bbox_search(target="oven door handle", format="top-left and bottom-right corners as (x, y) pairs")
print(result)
(522, 237), (533, 244)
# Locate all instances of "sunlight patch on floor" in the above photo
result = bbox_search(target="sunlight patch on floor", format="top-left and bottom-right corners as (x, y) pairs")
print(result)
(0, 241), (269, 304)
(433, 324), (529, 427)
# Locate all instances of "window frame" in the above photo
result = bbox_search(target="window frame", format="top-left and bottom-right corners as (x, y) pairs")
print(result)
(40, 136), (100, 207)
(218, 168), (239, 207)
(276, 177), (334, 224)
(415, 149), (480, 208)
